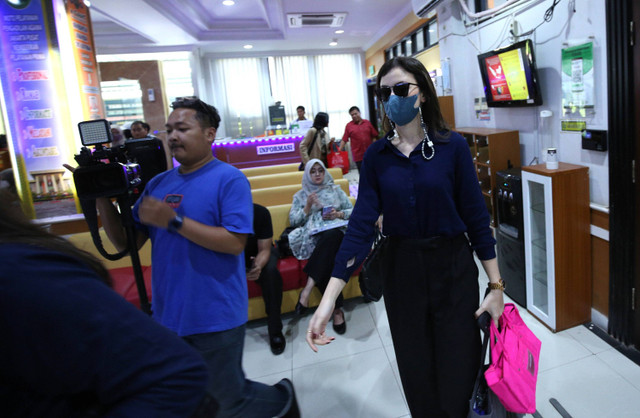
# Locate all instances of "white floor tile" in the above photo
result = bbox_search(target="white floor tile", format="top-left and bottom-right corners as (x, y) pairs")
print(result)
(243, 324), (292, 380)
(366, 299), (394, 347)
(535, 354), (640, 418)
(242, 288), (640, 418)
(598, 348), (640, 392)
(290, 300), (384, 369)
(251, 369), (292, 387)
(293, 348), (409, 418)
(521, 314), (592, 372)
(566, 324), (615, 355)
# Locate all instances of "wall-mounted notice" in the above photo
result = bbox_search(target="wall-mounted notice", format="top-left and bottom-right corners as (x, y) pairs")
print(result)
(561, 42), (594, 117)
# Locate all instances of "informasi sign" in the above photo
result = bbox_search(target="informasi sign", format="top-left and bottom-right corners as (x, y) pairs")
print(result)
(256, 143), (295, 155)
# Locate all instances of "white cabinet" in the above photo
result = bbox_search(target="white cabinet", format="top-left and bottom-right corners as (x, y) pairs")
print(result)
(522, 163), (591, 332)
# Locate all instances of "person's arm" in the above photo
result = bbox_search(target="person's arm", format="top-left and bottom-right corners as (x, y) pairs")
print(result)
(299, 129), (313, 164)
(306, 276), (346, 350)
(339, 126), (349, 152)
(289, 192), (311, 227)
(246, 238), (272, 281)
(96, 197), (148, 252)
(475, 258), (505, 325)
(335, 188), (353, 219)
(138, 196), (246, 255)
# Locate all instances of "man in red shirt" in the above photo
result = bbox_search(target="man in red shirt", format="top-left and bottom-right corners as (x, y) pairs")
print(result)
(340, 106), (379, 172)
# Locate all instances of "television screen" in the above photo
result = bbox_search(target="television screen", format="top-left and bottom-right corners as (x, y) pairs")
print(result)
(477, 39), (543, 107)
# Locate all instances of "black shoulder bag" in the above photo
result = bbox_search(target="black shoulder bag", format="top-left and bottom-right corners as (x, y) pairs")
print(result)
(275, 226), (297, 258)
(359, 228), (388, 302)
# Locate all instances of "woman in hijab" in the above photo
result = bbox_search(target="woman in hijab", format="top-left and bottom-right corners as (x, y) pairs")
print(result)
(288, 159), (353, 334)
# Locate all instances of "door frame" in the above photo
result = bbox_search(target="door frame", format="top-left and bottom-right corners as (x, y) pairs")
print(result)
(606, 0), (638, 346)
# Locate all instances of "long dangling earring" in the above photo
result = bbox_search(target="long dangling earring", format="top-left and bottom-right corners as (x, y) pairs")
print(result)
(388, 118), (398, 141)
(419, 106), (435, 160)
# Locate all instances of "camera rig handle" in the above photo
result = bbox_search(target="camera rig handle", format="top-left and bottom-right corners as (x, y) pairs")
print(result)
(79, 197), (152, 315)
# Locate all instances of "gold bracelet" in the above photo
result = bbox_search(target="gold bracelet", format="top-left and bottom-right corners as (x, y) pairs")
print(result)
(488, 278), (506, 291)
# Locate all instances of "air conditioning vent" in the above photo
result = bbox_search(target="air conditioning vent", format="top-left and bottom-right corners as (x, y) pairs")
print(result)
(287, 13), (347, 28)
(411, 0), (442, 18)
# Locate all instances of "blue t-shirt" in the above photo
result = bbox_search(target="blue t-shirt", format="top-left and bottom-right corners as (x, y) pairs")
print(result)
(134, 159), (253, 336)
(332, 130), (496, 281)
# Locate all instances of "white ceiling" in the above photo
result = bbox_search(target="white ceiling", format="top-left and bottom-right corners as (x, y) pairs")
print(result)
(89, 0), (415, 56)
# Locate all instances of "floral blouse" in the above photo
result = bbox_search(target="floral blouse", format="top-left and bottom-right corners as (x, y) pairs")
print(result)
(287, 160), (353, 260)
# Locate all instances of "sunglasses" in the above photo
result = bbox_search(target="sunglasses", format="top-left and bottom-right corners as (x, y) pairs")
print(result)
(376, 82), (419, 102)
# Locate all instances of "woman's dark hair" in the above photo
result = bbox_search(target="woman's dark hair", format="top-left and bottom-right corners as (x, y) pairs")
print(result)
(0, 190), (112, 285)
(313, 112), (329, 130)
(376, 57), (449, 137)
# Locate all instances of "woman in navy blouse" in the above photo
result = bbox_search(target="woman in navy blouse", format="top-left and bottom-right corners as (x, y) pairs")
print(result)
(306, 57), (505, 417)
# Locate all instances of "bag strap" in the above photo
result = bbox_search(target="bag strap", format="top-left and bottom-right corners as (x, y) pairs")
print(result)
(472, 312), (492, 395)
(308, 129), (320, 151)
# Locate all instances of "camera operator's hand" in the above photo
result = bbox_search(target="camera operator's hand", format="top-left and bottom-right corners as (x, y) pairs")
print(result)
(138, 196), (176, 229)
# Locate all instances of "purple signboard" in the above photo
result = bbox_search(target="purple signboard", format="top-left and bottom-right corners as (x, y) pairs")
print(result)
(0, 0), (69, 175)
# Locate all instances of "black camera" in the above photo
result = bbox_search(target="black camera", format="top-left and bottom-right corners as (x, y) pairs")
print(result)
(73, 120), (142, 199)
(73, 119), (167, 200)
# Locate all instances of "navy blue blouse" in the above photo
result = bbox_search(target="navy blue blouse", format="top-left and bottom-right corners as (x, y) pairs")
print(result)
(332, 130), (496, 281)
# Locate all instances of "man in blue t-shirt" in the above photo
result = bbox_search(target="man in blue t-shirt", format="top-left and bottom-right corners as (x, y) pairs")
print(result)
(97, 97), (299, 418)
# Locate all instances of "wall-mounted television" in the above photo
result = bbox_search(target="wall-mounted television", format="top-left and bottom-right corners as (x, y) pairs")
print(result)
(477, 39), (543, 107)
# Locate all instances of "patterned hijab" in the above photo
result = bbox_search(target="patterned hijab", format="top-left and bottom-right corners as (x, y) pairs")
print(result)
(301, 158), (335, 197)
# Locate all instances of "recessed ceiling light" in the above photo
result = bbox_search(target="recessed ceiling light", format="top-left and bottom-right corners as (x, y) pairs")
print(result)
(243, 44), (253, 49)
(334, 29), (344, 34)
(222, 0), (235, 5)
(329, 39), (338, 46)
(83, 0), (91, 6)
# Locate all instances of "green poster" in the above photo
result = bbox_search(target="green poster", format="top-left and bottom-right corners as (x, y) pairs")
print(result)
(561, 42), (594, 117)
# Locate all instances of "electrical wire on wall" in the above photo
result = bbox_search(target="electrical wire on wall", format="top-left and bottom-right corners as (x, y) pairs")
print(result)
(452, 0), (569, 55)
(518, 0), (563, 37)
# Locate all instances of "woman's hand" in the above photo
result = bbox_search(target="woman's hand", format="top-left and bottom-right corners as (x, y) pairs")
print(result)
(475, 289), (504, 326)
(305, 193), (320, 213)
(306, 298), (336, 351)
(322, 208), (342, 221)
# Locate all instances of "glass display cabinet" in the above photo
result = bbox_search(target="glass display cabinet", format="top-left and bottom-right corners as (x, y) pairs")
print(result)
(522, 163), (591, 332)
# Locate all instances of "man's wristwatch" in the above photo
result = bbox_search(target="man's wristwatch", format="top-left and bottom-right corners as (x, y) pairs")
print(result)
(488, 278), (506, 291)
(167, 214), (184, 233)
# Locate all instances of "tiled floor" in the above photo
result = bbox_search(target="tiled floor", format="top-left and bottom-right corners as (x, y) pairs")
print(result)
(242, 256), (640, 418)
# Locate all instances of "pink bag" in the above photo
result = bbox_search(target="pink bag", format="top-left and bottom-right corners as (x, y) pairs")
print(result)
(484, 303), (541, 413)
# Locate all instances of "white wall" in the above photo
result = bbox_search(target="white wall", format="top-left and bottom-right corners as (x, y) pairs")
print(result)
(437, 0), (608, 206)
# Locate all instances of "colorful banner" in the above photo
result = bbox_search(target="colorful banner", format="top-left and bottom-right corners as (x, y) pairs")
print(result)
(0, 0), (75, 217)
(63, 0), (104, 120)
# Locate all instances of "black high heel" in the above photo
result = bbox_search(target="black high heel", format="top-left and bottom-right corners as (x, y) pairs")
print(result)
(295, 294), (308, 315)
(332, 309), (346, 335)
